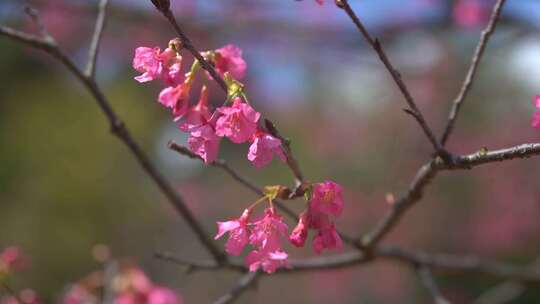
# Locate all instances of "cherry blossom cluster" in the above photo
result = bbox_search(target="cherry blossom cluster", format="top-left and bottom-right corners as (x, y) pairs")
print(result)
(133, 41), (286, 168)
(215, 181), (344, 273)
(63, 265), (181, 304)
(133, 40), (346, 273)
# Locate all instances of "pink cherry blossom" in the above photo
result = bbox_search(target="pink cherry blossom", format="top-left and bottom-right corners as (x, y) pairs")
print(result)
(310, 181), (344, 217)
(532, 95), (540, 131)
(133, 47), (172, 83)
(248, 130), (286, 169)
(0, 246), (28, 272)
(148, 287), (181, 304)
(289, 211), (310, 247)
(158, 81), (191, 118)
(188, 124), (221, 164)
(215, 208), (252, 256)
(245, 249), (288, 274)
(214, 45), (247, 80)
(247, 208), (290, 273)
(162, 56), (183, 86)
(312, 223), (343, 254)
(249, 208), (289, 251)
(133, 47), (162, 83)
(215, 98), (260, 143)
(177, 86), (212, 132)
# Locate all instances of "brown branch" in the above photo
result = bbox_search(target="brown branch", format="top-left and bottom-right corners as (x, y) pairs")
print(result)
(417, 266), (451, 304)
(0, 18), (225, 263)
(85, 0), (109, 78)
(473, 258), (540, 304)
(264, 119), (304, 184)
(155, 251), (244, 273)
(360, 159), (439, 249)
(213, 272), (260, 304)
(336, 0), (443, 154)
(378, 246), (540, 284)
(361, 141), (540, 250)
(445, 143), (540, 169)
(440, 0), (507, 145)
(474, 281), (525, 304)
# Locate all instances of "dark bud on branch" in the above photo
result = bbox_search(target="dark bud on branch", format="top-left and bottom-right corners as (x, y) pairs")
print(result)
(150, 0), (170, 13)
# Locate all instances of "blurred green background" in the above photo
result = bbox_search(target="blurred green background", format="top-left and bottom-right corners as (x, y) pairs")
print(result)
(1, 0), (540, 302)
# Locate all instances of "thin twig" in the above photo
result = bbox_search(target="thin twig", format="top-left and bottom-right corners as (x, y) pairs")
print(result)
(445, 143), (540, 169)
(213, 272), (260, 304)
(378, 246), (540, 284)
(474, 281), (525, 304)
(417, 266), (451, 304)
(264, 119), (304, 185)
(24, 6), (54, 43)
(361, 159), (439, 249)
(85, 0), (109, 78)
(0, 17), (225, 263)
(473, 258), (540, 304)
(154, 251), (244, 273)
(440, 0), (507, 145)
(336, 0), (443, 153)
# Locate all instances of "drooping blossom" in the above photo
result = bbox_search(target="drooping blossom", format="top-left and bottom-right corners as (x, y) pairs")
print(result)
(310, 181), (344, 216)
(532, 95), (540, 131)
(162, 56), (183, 87)
(289, 211), (310, 247)
(247, 130), (286, 169)
(216, 98), (260, 144)
(214, 45), (247, 80)
(133, 47), (175, 83)
(177, 86), (212, 132)
(245, 249), (288, 274)
(246, 208), (289, 273)
(158, 79), (192, 118)
(215, 208), (253, 256)
(188, 124), (221, 164)
(312, 223), (343, 254)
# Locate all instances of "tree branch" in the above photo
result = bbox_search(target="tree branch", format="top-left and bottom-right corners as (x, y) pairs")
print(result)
(417, 266), (451, 304)
(213, 272), (260, 304)
(85, 0), (109, 78)
(0, 18), (225, 264)
(440, 0), (507, 145)
(336, 0), (443, 153)
(360, 159), (439, 249)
